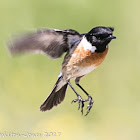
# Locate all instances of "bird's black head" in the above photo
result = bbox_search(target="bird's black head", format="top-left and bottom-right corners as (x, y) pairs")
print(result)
(85, 26), (116, 53)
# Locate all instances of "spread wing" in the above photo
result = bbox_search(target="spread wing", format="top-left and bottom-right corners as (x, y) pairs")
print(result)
(7, 28), (82, 59)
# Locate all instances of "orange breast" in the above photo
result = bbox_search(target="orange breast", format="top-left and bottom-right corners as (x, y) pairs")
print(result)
(67, 43), (108, 68)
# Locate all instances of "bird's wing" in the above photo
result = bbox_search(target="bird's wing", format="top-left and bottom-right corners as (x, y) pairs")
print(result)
(7, 28), (82, 59)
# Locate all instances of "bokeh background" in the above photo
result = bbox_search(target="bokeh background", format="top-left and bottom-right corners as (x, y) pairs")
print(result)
(0, 0), (140, 140)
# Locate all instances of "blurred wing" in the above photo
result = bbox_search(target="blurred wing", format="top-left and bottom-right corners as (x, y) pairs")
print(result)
(7, 28), (82, 59)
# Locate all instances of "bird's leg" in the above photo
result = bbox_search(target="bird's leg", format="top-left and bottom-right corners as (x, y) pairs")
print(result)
(75, 77), (94, 116)
(68, 82), (84, 114)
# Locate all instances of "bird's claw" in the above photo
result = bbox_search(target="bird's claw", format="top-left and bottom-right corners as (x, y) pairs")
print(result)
(85, 95), (94, 116)
(72, 95), (94, 116)
(71, 95), (84, 114)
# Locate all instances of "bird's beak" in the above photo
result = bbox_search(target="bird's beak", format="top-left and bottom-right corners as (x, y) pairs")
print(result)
(109, 35), (116, 40)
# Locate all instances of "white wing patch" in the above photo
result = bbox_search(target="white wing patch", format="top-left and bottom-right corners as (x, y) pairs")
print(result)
(54, 29), (62, 32)
(81, 37), (96, 52)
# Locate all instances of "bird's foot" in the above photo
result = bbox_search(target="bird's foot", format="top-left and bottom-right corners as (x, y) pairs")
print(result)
(71, 95), (84, 114)
(85, 95), (94, 116)
(72, 95), (94, 116)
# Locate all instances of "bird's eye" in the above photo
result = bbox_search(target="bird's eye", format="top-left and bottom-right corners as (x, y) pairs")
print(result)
(97, 34), (110, 40)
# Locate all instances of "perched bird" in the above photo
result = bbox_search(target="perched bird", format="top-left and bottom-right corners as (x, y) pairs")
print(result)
(7, 26), (116, 115)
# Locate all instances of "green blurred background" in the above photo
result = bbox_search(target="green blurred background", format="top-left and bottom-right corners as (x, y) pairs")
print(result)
(0, 0), (140, 139)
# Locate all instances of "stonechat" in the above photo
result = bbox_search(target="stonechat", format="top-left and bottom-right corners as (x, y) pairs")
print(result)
(7, 26), (116, 115)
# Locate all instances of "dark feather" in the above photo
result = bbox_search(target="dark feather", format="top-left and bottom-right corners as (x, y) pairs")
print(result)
(40, 77), (68, 111)
(7, 28), (82, 59)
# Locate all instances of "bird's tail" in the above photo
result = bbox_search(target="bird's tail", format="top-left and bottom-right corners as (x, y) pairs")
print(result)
(40, 76), (68, 111)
